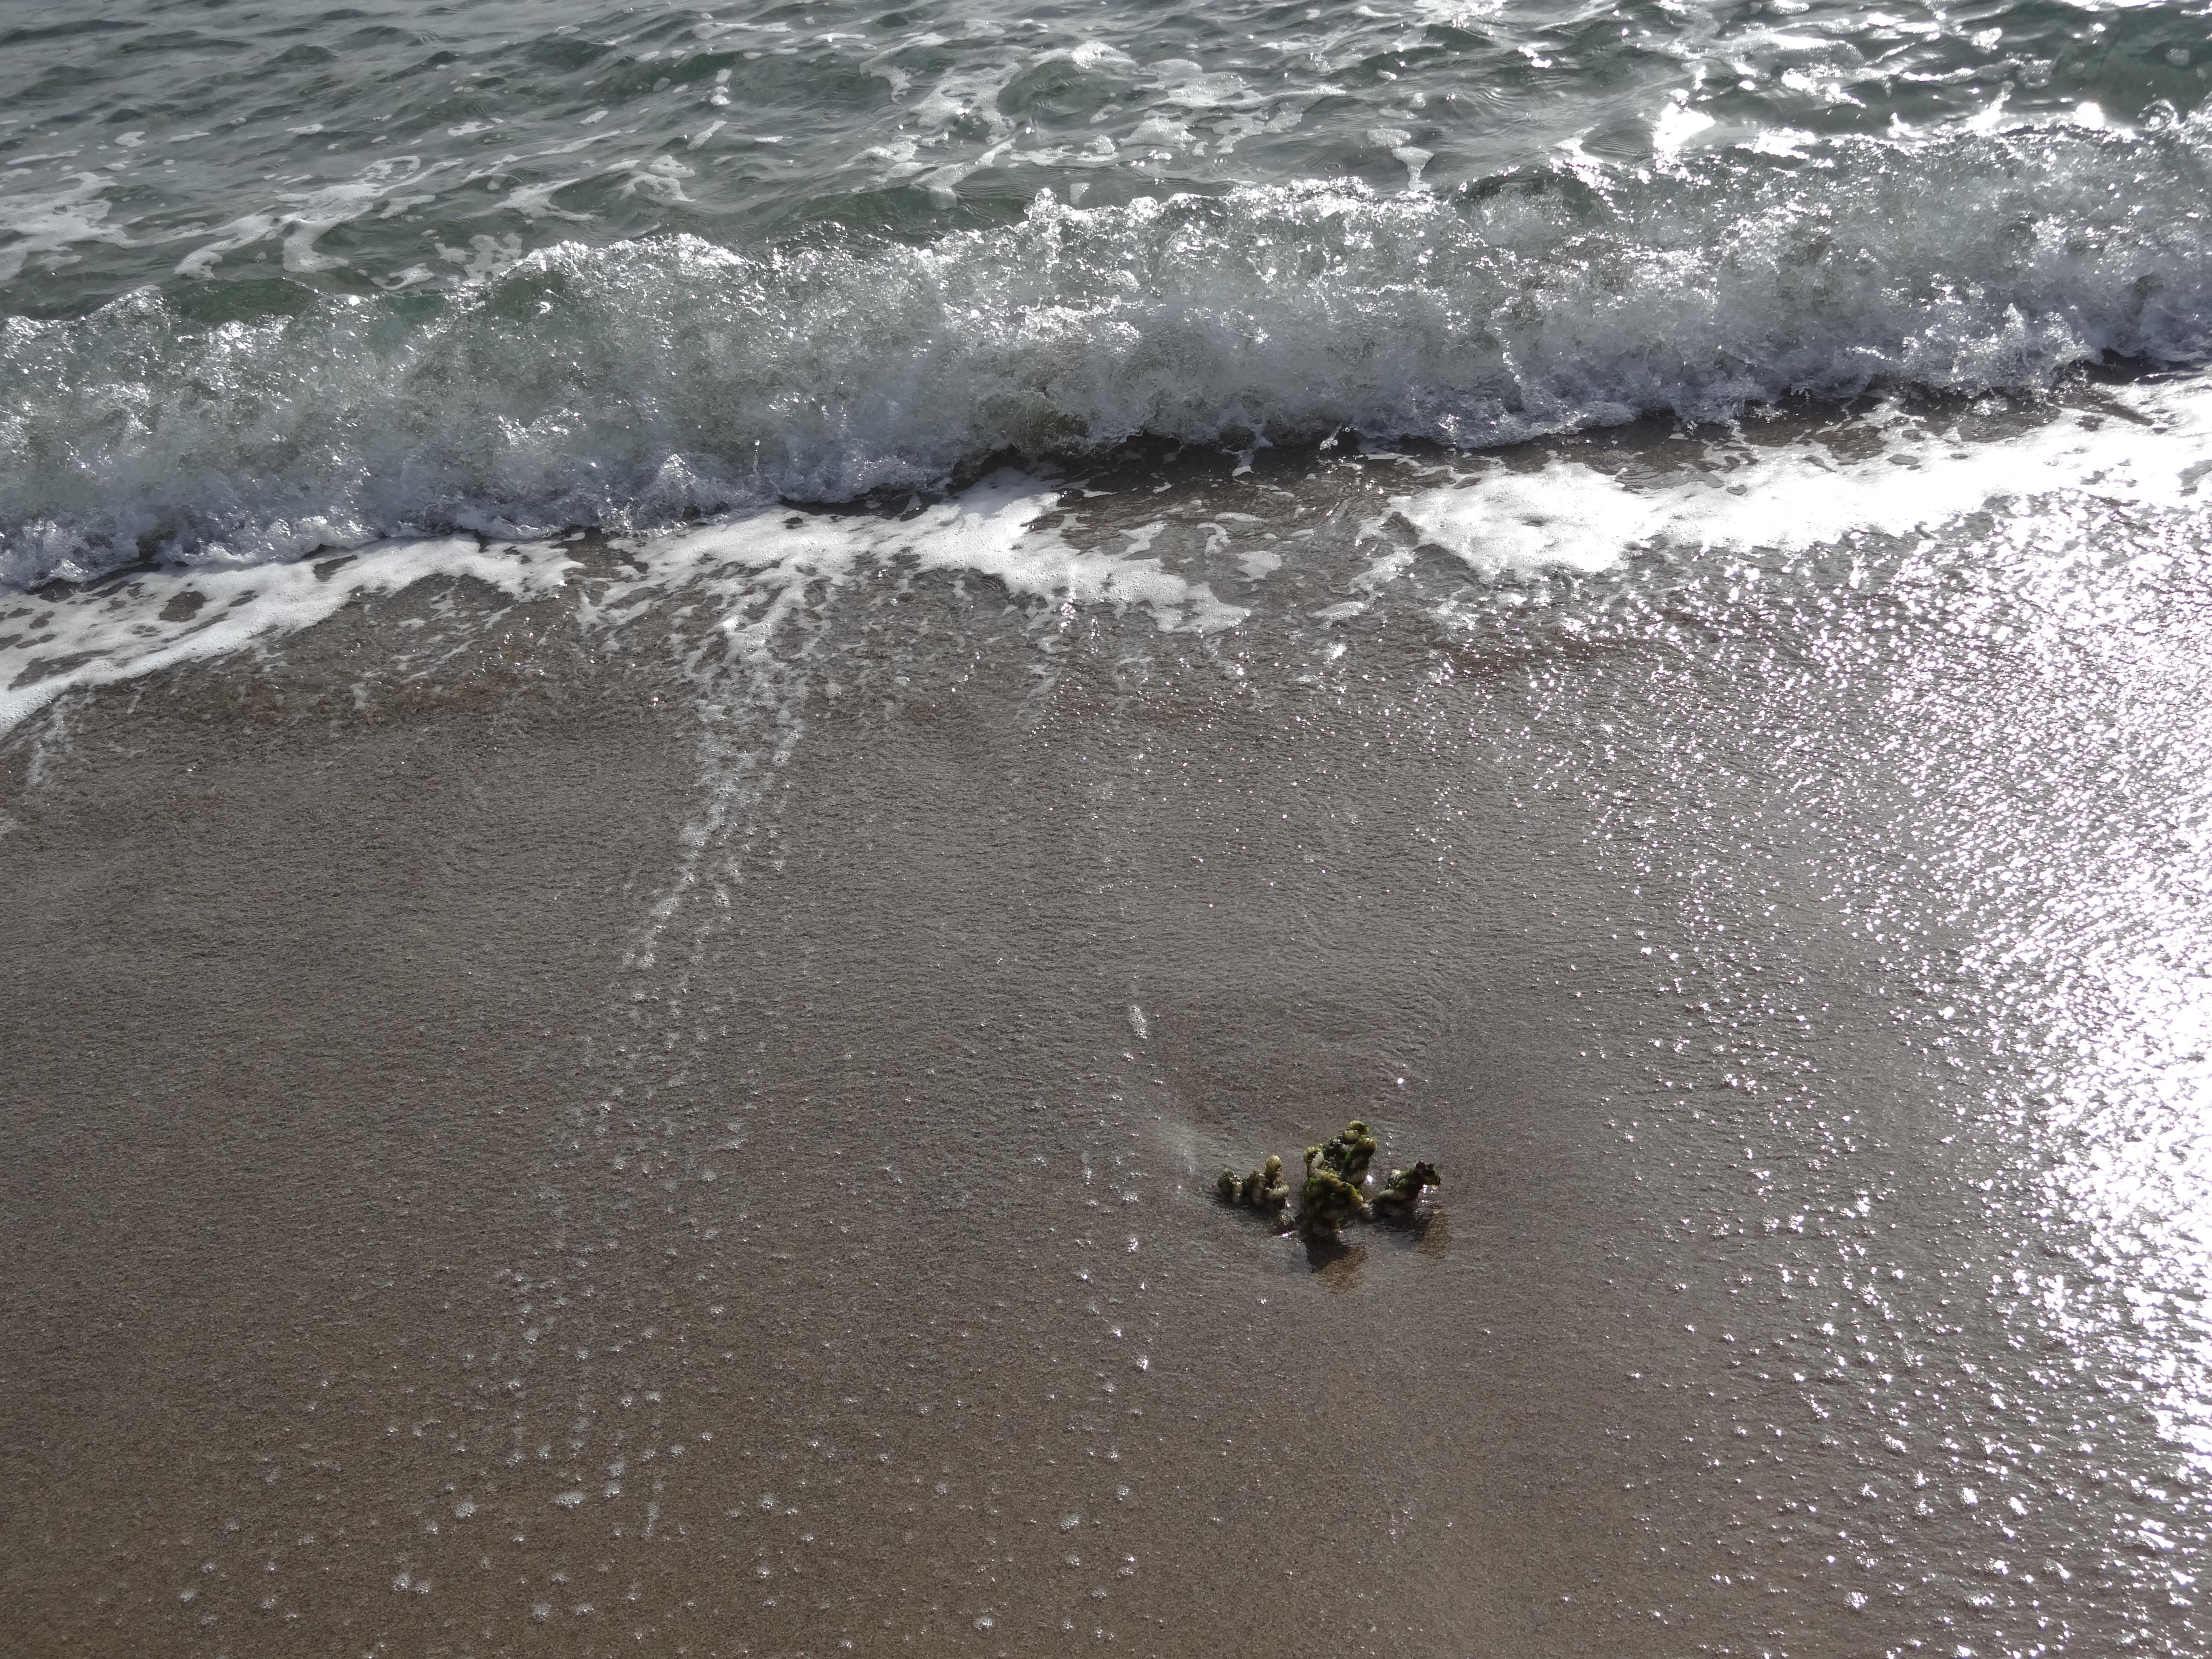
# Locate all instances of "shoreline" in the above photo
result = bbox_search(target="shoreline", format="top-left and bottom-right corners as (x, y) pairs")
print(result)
(7, 486), (2211, 1653)
(11, 364), (2212, 748)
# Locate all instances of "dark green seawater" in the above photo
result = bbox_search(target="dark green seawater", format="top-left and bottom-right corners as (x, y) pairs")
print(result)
(5, 0), (2212, 580)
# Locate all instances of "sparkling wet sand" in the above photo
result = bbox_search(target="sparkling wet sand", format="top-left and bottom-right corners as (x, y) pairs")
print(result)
(4, 489), (2209, 1655)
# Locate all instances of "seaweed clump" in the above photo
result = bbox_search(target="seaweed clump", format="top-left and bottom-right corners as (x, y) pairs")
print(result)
(1307, 1119), (1378, 1186)
(1216, 1153), (1293, 1223)
(1298, 1119), (1379, 1237)
(1370, 1161), (1441, 1218)
(1217, 1120), (1440, 1242)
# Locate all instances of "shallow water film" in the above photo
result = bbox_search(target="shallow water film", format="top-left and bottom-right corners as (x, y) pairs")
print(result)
(7, 3), (2212, 1658)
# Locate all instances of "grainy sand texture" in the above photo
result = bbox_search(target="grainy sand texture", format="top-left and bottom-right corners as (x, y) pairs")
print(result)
(8, 450), (2212, 1655)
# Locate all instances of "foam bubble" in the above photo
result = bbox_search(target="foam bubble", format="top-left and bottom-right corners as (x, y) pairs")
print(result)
(1394, 378), (2212, 574)
(0, 173), (131, 285)
(605, 471), (1244, 651)
(0, 538), (574, 734)
(173, 156), (451, 280)
(0, 473), (1239, 736)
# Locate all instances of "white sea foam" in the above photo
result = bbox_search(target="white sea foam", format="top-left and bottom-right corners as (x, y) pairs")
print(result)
(13, 367), (2209, 740)
(10, 377), (2212, 737)
(1392, 379), (2212, 574)
(0, 538), (574, 734)
(0, 173), (132, 286)
(595, 471), (1244, 652)
(173, 156), (452, 280)
(0, 473), (1239, 736)
(9, 111), (2212, 588)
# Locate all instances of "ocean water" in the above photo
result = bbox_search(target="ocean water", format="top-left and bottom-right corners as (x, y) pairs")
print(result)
(6, 0), (2212, 582)
(11, 3), (2212, 1657)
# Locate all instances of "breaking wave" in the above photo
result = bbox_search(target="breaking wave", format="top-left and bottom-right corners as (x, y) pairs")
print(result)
(7, 111), (2212, 587)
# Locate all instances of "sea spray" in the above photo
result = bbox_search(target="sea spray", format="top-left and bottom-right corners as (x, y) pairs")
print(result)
(9, 110), (2212, 587)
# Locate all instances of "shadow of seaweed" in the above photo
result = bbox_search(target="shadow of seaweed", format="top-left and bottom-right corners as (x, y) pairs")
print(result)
(1303, 1234), (1369, 1288)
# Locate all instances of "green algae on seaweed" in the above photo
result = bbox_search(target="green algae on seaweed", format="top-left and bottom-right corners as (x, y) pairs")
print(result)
(1219, 1120), (1440, 1242)
(1370, 1160), (1442, 1218)
(1216, 1152), (1293, 1223)
(1297, 1118), (1379, 1238)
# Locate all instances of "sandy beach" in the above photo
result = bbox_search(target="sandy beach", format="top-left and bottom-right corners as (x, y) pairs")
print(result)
(8, 451), (2210, 1654)
(12, 1), (2212, 1650)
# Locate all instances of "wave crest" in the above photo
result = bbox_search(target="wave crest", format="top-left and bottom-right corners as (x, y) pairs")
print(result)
(7, 114), (2212, 586)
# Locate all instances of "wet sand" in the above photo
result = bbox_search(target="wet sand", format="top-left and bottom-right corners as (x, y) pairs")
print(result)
(5, 462), (2212, 1656)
